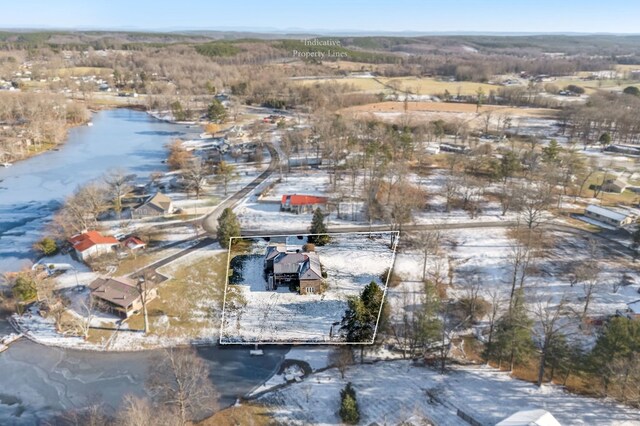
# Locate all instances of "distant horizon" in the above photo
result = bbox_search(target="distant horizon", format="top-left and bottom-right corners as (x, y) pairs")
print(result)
(2, 26), (640, 38)
(1, 0), (638, 35)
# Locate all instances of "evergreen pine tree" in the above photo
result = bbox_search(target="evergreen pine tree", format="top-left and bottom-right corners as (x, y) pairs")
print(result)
(589, 316), (640, 394)
(308, 208), (330, 246)
(339, 382), (360, 424)
(485, 289), (534, 370)
(216, 208), (240, 248)
(340, 281), (386, 349)
(542, 139), (561, 163)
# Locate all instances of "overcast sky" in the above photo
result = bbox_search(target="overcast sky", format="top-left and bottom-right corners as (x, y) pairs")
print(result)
(1, 0), (637, 34)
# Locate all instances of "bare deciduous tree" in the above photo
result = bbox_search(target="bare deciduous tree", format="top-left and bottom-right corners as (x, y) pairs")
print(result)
(104, 169), (133, 219)
(531, 295), (574, 387)
(147, 348), (219, 425)
(329, 346), (354, 379)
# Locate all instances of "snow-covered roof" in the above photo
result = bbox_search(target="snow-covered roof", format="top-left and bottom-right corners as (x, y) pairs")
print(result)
(585, 205), (630, 222)
(628, 300), (640, 314)
(496, 409), (561, 426)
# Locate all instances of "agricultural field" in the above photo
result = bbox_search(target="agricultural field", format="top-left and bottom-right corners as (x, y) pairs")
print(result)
(293, 75), (501, 96)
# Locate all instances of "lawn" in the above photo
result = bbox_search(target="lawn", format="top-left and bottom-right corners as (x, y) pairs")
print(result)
(581, 171), (640, 204)
(198, 403), (273, 426)
(123, 251), (227, 340)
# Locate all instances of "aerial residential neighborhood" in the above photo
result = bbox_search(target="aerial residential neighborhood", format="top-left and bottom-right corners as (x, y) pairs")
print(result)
(0, 1), (640, 425)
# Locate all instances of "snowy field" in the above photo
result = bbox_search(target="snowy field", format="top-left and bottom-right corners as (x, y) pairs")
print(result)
(220, 232), (397, 343)
(235, 169), (365, 231)
(258, 360), (640, 425)
(391, 227), (640, 348)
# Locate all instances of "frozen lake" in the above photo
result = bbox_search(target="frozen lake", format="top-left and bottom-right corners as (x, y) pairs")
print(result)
(0, 109), (289, 424)
(0, 108), (198, 273)
(0, 334), (287, 424)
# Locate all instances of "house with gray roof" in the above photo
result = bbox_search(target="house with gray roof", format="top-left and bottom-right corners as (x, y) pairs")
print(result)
(264, 243), (323, 295)
(584, 204), (635, 227)
(132, 192), (174, 218)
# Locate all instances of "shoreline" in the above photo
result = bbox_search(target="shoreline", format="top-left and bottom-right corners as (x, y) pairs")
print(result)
(1, 102), (152, 167)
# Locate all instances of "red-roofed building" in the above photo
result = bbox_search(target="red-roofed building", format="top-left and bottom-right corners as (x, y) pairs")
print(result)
(281, 194), (328, 214)
(68, 231), (119, 261)
(123, 236), (147, 252)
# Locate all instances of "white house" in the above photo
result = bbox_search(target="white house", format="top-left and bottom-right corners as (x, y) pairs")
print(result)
(584, 205), (635, 228)
(68, 231), (119, 261)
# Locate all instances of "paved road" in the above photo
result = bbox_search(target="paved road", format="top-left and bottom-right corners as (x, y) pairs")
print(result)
(130, 236), (217, 282)
(241, 220), (638, 259)
(201, 143), (279, 234)
(129, 143), (280, 280)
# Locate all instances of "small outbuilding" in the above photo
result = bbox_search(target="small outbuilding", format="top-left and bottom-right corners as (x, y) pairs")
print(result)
(122, 236), (147, 252)
(601, 178), (628, 194)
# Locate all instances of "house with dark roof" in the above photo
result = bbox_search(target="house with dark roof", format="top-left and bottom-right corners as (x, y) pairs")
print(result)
(132, 192), (174, 218)
(264, 243), (323, 294)
(88, 276), (157, 318)
(281, 194), (328, 214)
(68, 231), (119, 261)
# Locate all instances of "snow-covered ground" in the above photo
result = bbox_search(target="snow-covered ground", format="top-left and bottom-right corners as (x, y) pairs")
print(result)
(258, 360), (640, 425)
(235, 169), (367, 231)
(250, 346), (334, 396)
(391, 226), (640, 348)
(220, 232), (397, 343)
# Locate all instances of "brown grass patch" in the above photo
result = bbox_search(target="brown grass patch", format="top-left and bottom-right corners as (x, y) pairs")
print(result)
(198, 403), (272, 426)
(340, 101), (558, 118)
(123, 252), (227, 338)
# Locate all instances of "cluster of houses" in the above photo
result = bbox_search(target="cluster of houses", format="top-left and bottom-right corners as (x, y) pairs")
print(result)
(263, 242), (323, 295)
(68, 231), (146, 261)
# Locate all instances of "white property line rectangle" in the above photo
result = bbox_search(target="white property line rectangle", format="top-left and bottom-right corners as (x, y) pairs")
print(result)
(219, 231), (399, 345)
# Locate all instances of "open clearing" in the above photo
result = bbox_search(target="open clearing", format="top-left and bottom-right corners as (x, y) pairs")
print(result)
(220, 232), (397, 344)
(258, 360), (640, 425)
(293, 76), (501, 96)
(340, 101), (558, 117)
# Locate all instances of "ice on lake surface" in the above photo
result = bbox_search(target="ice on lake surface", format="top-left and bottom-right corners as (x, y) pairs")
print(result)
(0, 109), (199, 272)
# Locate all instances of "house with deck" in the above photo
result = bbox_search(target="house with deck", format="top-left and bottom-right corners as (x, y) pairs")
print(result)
(88, 276), (157, 318)
(281, 194), (328, 214)
(68, 231), (119, 261)
(264, 243), (323, 294)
